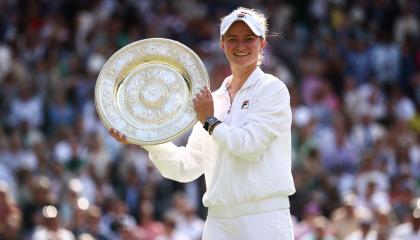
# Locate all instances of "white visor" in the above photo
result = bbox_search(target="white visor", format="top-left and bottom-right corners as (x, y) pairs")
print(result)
(220, 10), (265, 39)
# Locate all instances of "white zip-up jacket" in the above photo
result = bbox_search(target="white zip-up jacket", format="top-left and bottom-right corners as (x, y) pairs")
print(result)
(143, 67), (296, 218)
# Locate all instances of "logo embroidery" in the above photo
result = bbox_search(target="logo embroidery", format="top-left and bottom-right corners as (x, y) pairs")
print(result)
(237, 11), (249, 18)
(241, 100), (249, 109)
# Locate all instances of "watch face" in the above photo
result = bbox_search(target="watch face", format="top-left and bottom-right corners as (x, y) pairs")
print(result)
(207, 116), (218, 125)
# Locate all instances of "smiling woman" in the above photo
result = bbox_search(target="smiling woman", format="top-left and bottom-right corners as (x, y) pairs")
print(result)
(220, 7), (268, 67)
(110, 6), (295, 240)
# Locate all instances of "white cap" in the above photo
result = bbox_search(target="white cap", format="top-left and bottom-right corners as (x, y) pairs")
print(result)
(220, 9), (265, 39)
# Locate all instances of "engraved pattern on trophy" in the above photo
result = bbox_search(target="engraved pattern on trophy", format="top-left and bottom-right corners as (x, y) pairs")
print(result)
(115, 63), (188, 128)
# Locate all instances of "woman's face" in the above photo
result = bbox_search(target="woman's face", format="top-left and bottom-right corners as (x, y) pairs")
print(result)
(221, 21), (266, 69)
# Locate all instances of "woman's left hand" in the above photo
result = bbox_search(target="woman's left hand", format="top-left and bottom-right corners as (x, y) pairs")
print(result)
(192, 87), (214, 124)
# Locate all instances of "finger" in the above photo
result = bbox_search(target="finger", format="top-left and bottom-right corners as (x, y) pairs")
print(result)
(110, 129), (118, 139)
(204, 87), (212, 97)
(121, 135), (128, 144)
(201, 88), (208, 96)
(118, 133), (128, 144)
(114, 130), (121, 139)
(110, 129), (125, 143)
(197, 90), (204, 100)
(195, 92), (203, 100)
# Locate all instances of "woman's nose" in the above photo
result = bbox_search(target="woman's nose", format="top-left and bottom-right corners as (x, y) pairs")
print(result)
(236, 40), (247, 49)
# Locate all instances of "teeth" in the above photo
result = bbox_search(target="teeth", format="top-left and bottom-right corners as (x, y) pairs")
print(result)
(234, 53), (248, 56)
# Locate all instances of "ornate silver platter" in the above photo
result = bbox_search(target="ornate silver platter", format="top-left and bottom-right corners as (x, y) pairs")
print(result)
(94, 38), (209, 145)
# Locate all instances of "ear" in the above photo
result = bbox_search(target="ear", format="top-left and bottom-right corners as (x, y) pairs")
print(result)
(220, 39), (225, 50)
(260, 39), (267, 49)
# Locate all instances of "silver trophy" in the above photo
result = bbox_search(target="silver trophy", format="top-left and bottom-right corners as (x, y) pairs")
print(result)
(94, 38), (209, 145)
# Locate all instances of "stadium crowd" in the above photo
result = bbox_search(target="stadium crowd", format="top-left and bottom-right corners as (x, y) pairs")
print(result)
(0, 0), (419, 239)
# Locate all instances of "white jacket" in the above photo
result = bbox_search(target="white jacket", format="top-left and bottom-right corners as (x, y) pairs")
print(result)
(144, 67), (296, 218)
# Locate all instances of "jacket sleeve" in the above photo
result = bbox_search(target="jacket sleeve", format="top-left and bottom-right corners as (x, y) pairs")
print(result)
(142, 124), (204, 182)
(212, 81), (292, 161)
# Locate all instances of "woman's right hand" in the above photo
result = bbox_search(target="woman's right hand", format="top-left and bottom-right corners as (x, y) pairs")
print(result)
(109, 128), (129, 144)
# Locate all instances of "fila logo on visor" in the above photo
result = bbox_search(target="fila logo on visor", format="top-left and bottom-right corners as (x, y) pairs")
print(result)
(237, 11), (249, 18)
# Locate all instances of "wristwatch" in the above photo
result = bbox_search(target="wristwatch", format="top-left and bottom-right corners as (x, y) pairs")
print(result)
(203, 116), (219, 132)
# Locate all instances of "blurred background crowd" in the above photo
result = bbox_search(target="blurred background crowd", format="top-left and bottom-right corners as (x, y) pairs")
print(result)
(0, 0), (419, 239)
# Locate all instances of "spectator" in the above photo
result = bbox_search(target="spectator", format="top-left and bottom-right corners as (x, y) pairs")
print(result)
(32, 205), (75, 240)
(136, 200), (165, 240)
(82, 205), (109, 240)
(0, 180), (22, 240)
(344, 215), (378, 240)
(331, 193), (366, 239)
(301, 216), (336, 240)
(391, 199), (420, 239)
(7, 83), (44, 129)
(295, 201), (328, 239)
(156, 212), (190, 240)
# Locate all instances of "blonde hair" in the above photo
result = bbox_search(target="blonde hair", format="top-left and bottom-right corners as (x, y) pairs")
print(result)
(221, 7), (269, 65)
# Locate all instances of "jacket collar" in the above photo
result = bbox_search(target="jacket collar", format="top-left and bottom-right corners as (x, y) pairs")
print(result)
(216, 67), (264, 94)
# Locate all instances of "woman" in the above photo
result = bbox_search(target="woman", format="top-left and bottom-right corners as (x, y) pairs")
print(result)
(111, 7), (295, 239)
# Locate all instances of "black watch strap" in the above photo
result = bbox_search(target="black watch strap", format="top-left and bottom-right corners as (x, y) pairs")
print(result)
(203, 116), (219, 132)
(203, 121), (210, 131)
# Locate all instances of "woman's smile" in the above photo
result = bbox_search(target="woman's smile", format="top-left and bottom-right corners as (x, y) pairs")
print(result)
(221, 21), (266, 69)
